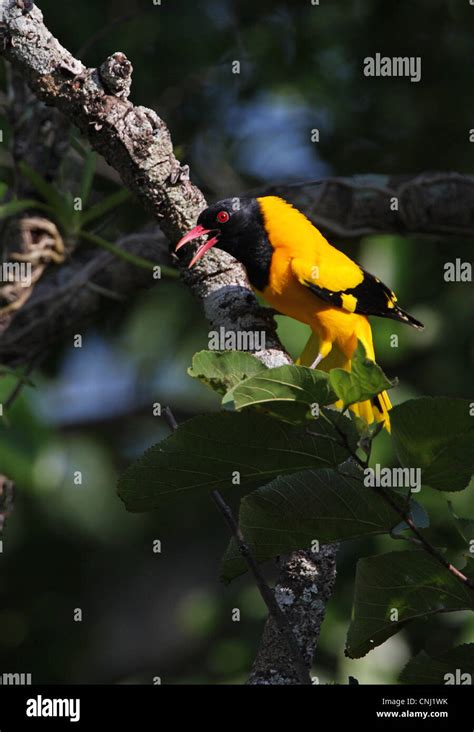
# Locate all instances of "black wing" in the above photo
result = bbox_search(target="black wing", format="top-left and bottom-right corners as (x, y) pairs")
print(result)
(303, 268), (424, 329)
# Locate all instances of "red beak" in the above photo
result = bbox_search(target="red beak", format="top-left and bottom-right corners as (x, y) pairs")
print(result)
(175, 224), (219, 268)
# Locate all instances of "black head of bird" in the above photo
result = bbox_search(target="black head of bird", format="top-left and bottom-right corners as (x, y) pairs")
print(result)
(175, 197), (272, 289)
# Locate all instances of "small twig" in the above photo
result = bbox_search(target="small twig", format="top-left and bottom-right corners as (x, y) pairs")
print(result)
(2, 353), (40, 413)
(0, 475), (14, 535)
(162, 404), (312, 685)
(318, 408), (368, 468)
(85, 281), (127, 302)
(211, 490), (312, 685)
(162, 405), (178, 432)
(76, 10), (145, 58)
(334, 427), (474, 591)
(374, 482), (474, 590)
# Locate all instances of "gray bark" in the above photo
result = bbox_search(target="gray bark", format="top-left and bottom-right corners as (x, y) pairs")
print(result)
(0, 0), (287, 369)
(248, 548), (338, 684)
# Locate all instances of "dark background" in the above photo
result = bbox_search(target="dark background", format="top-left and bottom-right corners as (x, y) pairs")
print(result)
(0, 0), (473, 684)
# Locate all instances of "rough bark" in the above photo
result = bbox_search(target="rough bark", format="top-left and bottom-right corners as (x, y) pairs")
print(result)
(0, 0), (287, 368)
(1, 0), (467, 686)
(248, 547), (338, 684)
(265, 173), (474, 239)
(0, 0), (307, 684)
(0, 229), (172, 362)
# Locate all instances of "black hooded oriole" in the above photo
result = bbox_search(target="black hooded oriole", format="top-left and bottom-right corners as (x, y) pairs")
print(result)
(176, 195), (423, 431)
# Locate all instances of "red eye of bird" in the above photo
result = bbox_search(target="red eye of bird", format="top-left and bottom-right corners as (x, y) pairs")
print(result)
(217, 210), (230, 224)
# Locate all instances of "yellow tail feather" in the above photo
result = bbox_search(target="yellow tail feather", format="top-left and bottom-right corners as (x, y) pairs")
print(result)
(296, 331), (391, 432)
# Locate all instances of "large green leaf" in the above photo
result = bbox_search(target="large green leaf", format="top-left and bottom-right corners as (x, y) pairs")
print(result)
(118, 411), (353, 512)
(220, 461), (426, 583)
(223, 364), (337, 422)
(399, 645), (474, 685)
(391, 398), (474, 491)
(188, 350), (267, 396)
(329, 341), (394, 409)
(346, 551), (474, 658)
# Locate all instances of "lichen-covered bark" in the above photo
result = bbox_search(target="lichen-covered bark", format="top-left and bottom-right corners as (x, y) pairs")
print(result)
(2, 0), (464, 687)
(0, 0), (287, 368)
(248, 547), (338, 685)
(0, 0), (308, 685)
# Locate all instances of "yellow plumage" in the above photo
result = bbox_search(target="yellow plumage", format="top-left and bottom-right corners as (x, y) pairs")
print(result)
(256, 196), (392, 430)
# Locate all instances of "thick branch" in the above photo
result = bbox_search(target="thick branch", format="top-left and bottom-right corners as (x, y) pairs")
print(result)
(0, 0), (323, 685)
(0, 229), (171, 362)
(0, 0), (286, 367)
(265, 173), (474, 239)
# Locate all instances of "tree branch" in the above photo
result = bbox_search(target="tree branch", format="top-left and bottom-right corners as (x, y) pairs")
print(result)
(211, 489), (313, 686)
(248, 547), (338, 685)
(0, 1), (311, 683)
(163, 405), (313, 684)
(2, 0), (454, 686)
(265, 173), (474, 239)
(2, 3), (473, 367)
(0, 0), (286, 370)
(0, 228), (172, 363)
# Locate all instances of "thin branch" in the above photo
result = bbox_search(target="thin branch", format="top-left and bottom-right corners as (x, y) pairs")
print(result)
(2, 351), (40, 412)
(0, 0), (286, 370)
(0, 474), (14, 535)
(162, 404), (311, 685)
(211, 489), (312, 685)
(76, 10), (144, 58)
(162, 405), (178, 432)
(334, 426), (474, 591)
(374, 481), (474, 590)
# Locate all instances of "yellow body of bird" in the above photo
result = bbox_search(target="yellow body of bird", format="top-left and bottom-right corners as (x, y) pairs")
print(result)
(256, 196), (391, 429)
(177, 194), (424, 431)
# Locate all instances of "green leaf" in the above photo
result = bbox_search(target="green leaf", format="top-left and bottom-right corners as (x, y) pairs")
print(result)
(223, 364), (337, 422)
(79, 230), (177, 274)
(399, 645), (474, 685)
(117, 411), (353, 512)
(18, 162), (72, 230)
(346, 551), (474, 658)
(414, 504), (474, 558)
(188, 350), (267, 396)
(391, 398), (474, 491)
(447, 503), (474, 547)
(220, 460), (427, 583)
(81, 188), (130, 226)
(329, 341), (394, 409)
(18, 162), (67, 212)
(0, 198), (53, 220)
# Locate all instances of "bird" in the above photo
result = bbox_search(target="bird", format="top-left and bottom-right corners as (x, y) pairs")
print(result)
(176, 195), (423, 431)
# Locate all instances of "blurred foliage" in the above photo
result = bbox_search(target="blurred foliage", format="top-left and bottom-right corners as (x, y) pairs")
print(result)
(0, 0), (473, 684)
